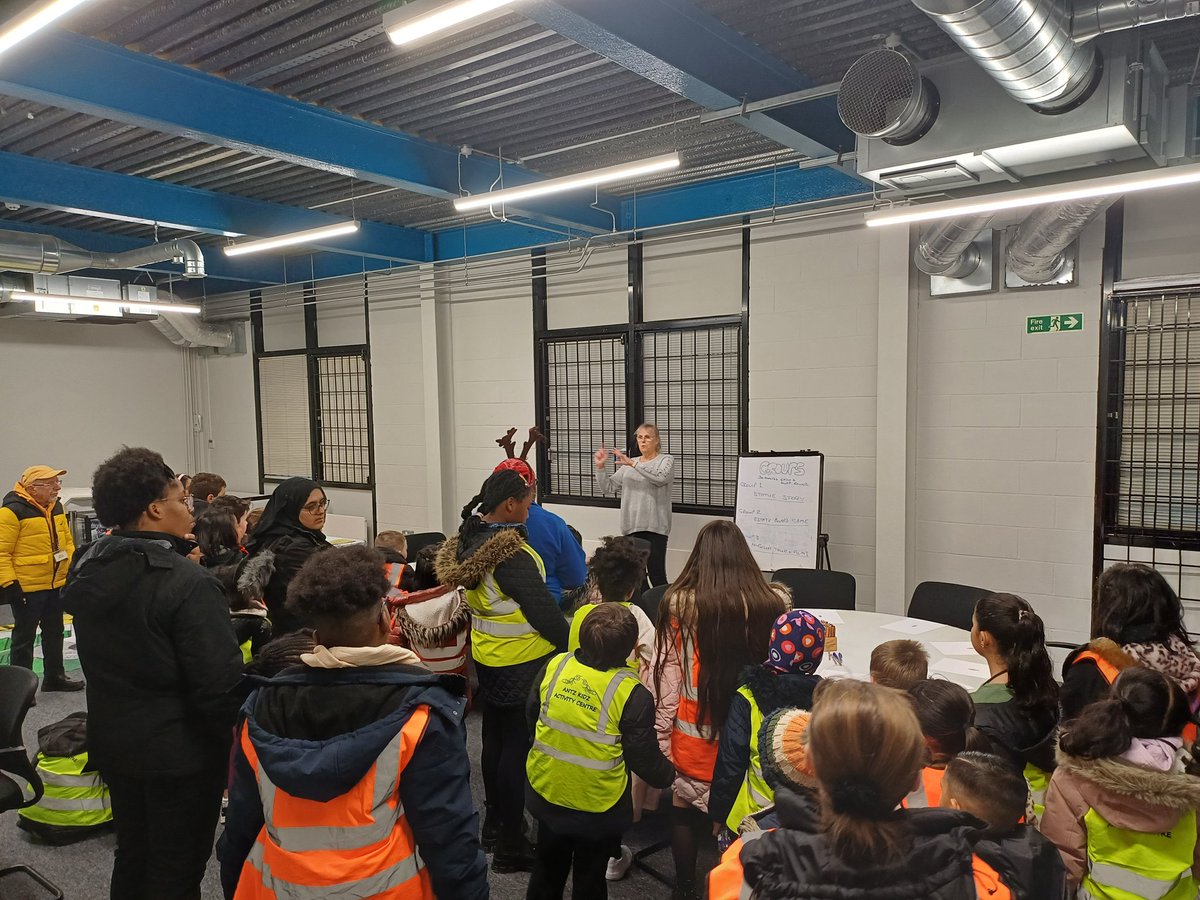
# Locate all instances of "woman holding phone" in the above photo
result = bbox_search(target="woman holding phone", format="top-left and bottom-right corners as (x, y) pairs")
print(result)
(595, 423), (675, 586)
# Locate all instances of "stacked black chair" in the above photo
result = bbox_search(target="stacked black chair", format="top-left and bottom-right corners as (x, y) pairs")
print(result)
(907, 581), (992, 631)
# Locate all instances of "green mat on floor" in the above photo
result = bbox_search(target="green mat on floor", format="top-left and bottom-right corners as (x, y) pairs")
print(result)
(0, 621), (83, 674)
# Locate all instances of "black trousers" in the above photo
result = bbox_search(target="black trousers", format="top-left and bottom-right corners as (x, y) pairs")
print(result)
(630, 531), (669, 587)
(101, 769), (225, 900)
(526, 819), (617, 900)
(480, 701), (533, 840)
(10, 587), (65, 678)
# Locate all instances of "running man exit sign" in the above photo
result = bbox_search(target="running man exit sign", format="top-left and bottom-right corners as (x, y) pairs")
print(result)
(1027, 314), (1083, 334)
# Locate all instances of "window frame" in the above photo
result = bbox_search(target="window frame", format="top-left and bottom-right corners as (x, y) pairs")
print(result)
(532, 230), (751, 517)
(250, 287), (376, 491)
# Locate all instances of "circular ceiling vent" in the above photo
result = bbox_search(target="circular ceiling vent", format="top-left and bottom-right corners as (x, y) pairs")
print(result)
(838, 49), (939, 146)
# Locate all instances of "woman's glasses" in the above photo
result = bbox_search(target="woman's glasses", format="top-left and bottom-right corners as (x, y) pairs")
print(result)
(302, 498), (330, 513)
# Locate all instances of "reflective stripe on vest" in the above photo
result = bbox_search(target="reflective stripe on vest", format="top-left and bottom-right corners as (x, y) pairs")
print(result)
(569, 602), (639, 670)
(18, 753), (112, 828)
(903, 767), (945, 810)
(413, 635), (468, 674)
(234, 709), (433, 900)
(1024, 762), (1049, 821)
(671, 624), (719, 781)
(726, 685), (774, 832)
(385, 563), (404, 589)
(1080, 807), (1198, 900)
(240, 638), (254, 665)
(465, 544), (557, 667)
(527, 652), (640, 812)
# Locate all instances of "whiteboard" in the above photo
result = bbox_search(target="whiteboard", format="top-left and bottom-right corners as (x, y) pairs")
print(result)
(735, 453), (823, 571)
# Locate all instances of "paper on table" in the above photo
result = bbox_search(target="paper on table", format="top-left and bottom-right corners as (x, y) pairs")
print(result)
(931, 641), (978, 657)
(880, 617), (944, 636)
(930, 657), (990, 679)
(806, 609), (844, 624)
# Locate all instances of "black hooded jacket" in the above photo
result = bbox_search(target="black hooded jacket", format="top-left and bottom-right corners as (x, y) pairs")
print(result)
(61, 532), (244, 777)
(710, 666), (821, 828)
(736, 787), (981, 899)
(974, 825), (1068, 900)
(245, 478), (330, 632)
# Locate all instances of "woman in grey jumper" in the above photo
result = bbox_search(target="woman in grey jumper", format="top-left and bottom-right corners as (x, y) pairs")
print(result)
(594, 423), (675, 586)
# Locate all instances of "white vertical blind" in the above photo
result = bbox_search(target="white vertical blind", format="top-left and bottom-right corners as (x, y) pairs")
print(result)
(259, 354), (312, 479)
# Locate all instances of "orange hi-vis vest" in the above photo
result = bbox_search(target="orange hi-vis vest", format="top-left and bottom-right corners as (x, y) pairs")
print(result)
(902, 766), (946, 809)
(233, 708), (434, 900)
(672, 624), (718, 782)
(972, 854), (1014, 900)
(1075, 648), (1199, 744)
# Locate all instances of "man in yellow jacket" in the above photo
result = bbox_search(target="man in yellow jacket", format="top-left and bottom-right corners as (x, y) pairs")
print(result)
(0, 465), (83, 691)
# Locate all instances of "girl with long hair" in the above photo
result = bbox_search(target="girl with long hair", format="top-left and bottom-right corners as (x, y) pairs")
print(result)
(1042, 667), (1200, 895)
(970, 593), (1061, 818)
(708, 680), (980, 898)
(1062, 563), (1200, 720)
(435, 469), (568, 874)
(651, 519), (787, 898)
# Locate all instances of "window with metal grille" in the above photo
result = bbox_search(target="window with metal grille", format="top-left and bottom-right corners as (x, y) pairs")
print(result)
(256, 348), (373, 488)
(1100, 286), (1200, 633)
(642, 324), (742, 508)
(544, 336), (627, 499)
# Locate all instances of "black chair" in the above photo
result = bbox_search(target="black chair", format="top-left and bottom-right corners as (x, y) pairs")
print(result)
(907, 581), (992, 631)
(0, 666), (64, 899)
(771, 569), (856, 611)
(637, 584), (670, 624)
(404, 531), (446, 559)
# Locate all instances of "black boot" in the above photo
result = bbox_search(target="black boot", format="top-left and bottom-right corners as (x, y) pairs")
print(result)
(491, 830), (536, 874)
(42, 673), (85, 692)
(480, 806), (501, 853)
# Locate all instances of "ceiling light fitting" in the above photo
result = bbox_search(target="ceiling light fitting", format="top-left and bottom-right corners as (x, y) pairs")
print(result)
(10, 291), (202, 316)
(384, 0), (519, 46)
(865, 163), (1200, 228)
(223, 221), (360, 257)
(0, 0), (94, 56)
(454, 153), (682, 213)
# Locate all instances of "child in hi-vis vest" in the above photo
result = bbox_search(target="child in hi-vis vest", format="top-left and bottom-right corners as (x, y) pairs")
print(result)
(525, 603), (675, 900)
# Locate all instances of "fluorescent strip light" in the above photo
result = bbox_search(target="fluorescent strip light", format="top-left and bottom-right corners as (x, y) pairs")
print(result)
(385, 0), (519, 46)
(454, 153), (682, 213)
(0, 0), (94, 56)
(866, 162), (1200, 228)
(223, 221), (360, 257)
(11, 292), (202, 316)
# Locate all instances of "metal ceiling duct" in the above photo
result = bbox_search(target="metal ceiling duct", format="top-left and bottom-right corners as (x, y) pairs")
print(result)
(1007, 197), (1115, 283)
(0, 229), (206, 279)
(910, 0), (1101, 113)
(838, 49), (940, 145)
(151, 297), (234, 350)
(913, 214), (994, 277)
(1072, 0), (1200, 41)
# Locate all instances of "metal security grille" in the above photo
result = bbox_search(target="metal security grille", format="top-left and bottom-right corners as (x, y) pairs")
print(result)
(544, 336), (627, 499)
(316, 352), (371, 486)
(1102, 287), (1200, 635)
(642, 324), (742, 508)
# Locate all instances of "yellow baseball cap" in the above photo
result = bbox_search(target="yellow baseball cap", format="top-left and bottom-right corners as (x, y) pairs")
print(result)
(20, 465), (67, 486)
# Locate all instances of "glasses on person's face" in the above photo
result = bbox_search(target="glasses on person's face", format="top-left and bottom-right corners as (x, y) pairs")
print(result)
(31, 479), (61, 489)
(153, 494), (194, 512)
(301, 498), (330, 514)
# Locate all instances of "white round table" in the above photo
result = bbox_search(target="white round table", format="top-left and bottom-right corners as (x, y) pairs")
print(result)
(801, 609), (991, 690)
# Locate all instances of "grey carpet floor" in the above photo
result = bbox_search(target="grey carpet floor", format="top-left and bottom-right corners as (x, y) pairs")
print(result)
(3, 686), (706, 899)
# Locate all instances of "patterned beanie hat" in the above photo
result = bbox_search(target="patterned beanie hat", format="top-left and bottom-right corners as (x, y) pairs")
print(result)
(765, 609), (825, 675)
(759, 707), (816, 795)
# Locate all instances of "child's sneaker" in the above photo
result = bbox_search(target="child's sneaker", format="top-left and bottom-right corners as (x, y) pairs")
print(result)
(605, 844), (633, 881)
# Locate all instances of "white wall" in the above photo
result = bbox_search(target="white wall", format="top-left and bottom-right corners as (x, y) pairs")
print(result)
(0, 318), (191, 492)
(201, 343), (259, 493)
(1121, 183), (1200, 281)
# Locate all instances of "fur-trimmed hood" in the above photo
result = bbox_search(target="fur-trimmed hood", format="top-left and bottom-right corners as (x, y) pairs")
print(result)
(236, 550), (275, 605)
(394, 585), (470, 647)
(1055, 748), (1200, 812)
(434, 524), (526, 589)
(1065, 637), (1138, 675)
(739, 664), (820, 713)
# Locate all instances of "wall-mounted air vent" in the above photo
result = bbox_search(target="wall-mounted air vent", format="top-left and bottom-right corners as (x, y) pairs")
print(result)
(838, 49), (940, 146)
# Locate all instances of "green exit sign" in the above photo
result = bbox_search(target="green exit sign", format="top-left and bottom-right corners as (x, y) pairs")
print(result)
(1028, 314), (1083, 334)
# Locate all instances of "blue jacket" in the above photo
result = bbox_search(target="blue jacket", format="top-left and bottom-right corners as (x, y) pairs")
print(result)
(525, 503), (586, 604)
(217, 665), (487, 900)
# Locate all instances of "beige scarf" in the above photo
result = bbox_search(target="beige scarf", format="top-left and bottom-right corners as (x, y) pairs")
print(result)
(301, 644), (426, 669)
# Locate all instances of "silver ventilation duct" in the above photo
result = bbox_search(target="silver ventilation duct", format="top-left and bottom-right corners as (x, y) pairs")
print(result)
(910, 0), (1101, 113)
(914, 214), (994, 277)
(151, 300), (234, 350)
(838, 49), (940, 144)
(1073, 0), (1200, 41)
(1007, 197), (1115, 283)
(0, 229), (205, 279)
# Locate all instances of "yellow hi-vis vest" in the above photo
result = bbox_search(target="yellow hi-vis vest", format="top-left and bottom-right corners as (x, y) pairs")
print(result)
(465, 543), (557, 667)
(526, 652), (640, 813)
(569, 602), (638, 669)
(726, 685), (772, 833)
(1024, 762), (1050, 822)
(17, 752), (112, 829)
(1080, 807), (1198, 900)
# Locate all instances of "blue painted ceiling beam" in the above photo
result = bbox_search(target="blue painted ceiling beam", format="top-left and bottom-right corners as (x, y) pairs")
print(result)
(0, 29), (619, 235)
(521, 0), (854, 157)
(0, 151), (429, 263)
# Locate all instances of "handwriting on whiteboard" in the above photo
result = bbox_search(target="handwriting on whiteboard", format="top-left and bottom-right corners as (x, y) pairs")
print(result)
(735, 456), (821, 568)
